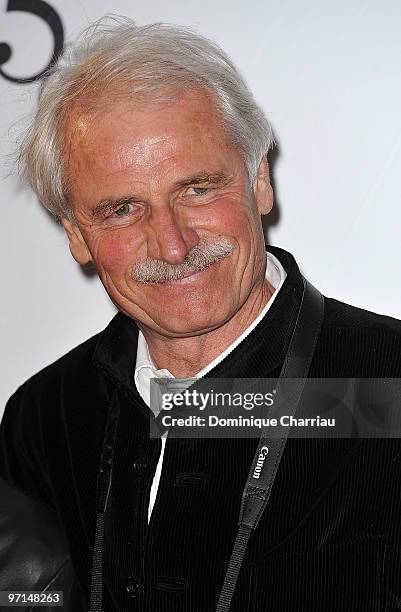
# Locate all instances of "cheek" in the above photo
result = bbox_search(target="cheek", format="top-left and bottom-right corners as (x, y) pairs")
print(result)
(93, 231), (139, 275)
(210, 196), (257, 239)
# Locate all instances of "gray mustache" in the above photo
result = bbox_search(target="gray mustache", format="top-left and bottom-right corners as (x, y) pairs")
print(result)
(131, 238), (234, 283)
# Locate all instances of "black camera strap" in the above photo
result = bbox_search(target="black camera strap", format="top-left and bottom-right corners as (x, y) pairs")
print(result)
(216, 278), (324, 612)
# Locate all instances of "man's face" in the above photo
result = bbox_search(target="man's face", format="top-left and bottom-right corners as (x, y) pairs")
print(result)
(62, 89), (273, 337)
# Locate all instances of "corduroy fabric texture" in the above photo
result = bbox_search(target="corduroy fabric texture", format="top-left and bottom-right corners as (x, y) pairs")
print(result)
(1, 246), (401, 611)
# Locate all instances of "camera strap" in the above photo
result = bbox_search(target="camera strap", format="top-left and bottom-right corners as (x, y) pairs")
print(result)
(216, 278), (324, 612)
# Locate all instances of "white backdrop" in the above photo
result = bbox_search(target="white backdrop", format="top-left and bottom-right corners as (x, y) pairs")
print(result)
(1, 0), (400, 416)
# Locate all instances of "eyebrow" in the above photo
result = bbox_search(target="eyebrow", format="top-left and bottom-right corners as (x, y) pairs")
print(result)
(90, 171), (229, 220)
(173, 171), (229, 189)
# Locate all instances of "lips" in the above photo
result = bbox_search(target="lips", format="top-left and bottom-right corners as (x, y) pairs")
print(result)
(164, 268), (203, 283)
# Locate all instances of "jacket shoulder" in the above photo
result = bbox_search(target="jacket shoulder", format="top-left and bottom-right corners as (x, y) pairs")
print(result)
(0, 328), (113, 507)
(16, 330), (104, 395)
(314, 296), (401, 376)
(2, 327), (113, 455)
(324, 296), (401, 334)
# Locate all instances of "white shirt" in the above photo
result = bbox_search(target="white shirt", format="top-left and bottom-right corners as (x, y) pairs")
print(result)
(134, 251), (287, 522)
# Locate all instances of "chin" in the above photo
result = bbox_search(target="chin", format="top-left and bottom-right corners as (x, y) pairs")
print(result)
(115, 284), (234, 335)
(153, 309), (230, 337)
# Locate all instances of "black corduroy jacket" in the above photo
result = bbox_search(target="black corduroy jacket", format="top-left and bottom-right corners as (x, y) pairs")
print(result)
(1, 246), (401, 611)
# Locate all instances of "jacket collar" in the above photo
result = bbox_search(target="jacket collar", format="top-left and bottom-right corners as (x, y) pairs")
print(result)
(91, 245), (305, 392)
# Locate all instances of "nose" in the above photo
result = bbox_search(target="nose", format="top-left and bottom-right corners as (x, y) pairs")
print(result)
(145, 206), (199, 264)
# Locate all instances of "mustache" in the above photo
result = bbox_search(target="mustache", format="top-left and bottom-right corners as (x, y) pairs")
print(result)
(131, 238), (234, 284)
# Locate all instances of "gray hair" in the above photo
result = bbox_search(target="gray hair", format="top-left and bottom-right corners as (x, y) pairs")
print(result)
(19, 15), (274, 221)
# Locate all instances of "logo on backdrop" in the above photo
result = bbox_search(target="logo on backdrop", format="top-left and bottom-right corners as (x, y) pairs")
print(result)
(0, 0), (64, 83)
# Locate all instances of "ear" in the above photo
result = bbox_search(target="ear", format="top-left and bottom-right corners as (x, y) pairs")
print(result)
(253, 157), (273, 215)
(61, 218), (93, 265)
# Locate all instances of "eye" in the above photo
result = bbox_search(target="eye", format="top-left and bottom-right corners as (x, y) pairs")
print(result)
(114, 202), (133, 217)
(189, 186), (209, 196)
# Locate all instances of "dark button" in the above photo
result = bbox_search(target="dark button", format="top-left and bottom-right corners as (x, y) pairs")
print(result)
(126, 576), (140, 598)
(133, 459), (147, 471)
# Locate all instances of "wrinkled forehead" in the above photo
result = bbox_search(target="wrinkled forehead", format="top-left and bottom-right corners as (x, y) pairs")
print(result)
(62, 87), (245, 186)
(63, 86), (231, 152)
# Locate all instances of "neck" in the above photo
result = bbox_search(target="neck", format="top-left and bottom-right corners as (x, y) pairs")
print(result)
(139, 279), (275, 378)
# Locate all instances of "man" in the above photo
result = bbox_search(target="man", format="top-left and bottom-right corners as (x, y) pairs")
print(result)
(1, 16), (401, 612)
